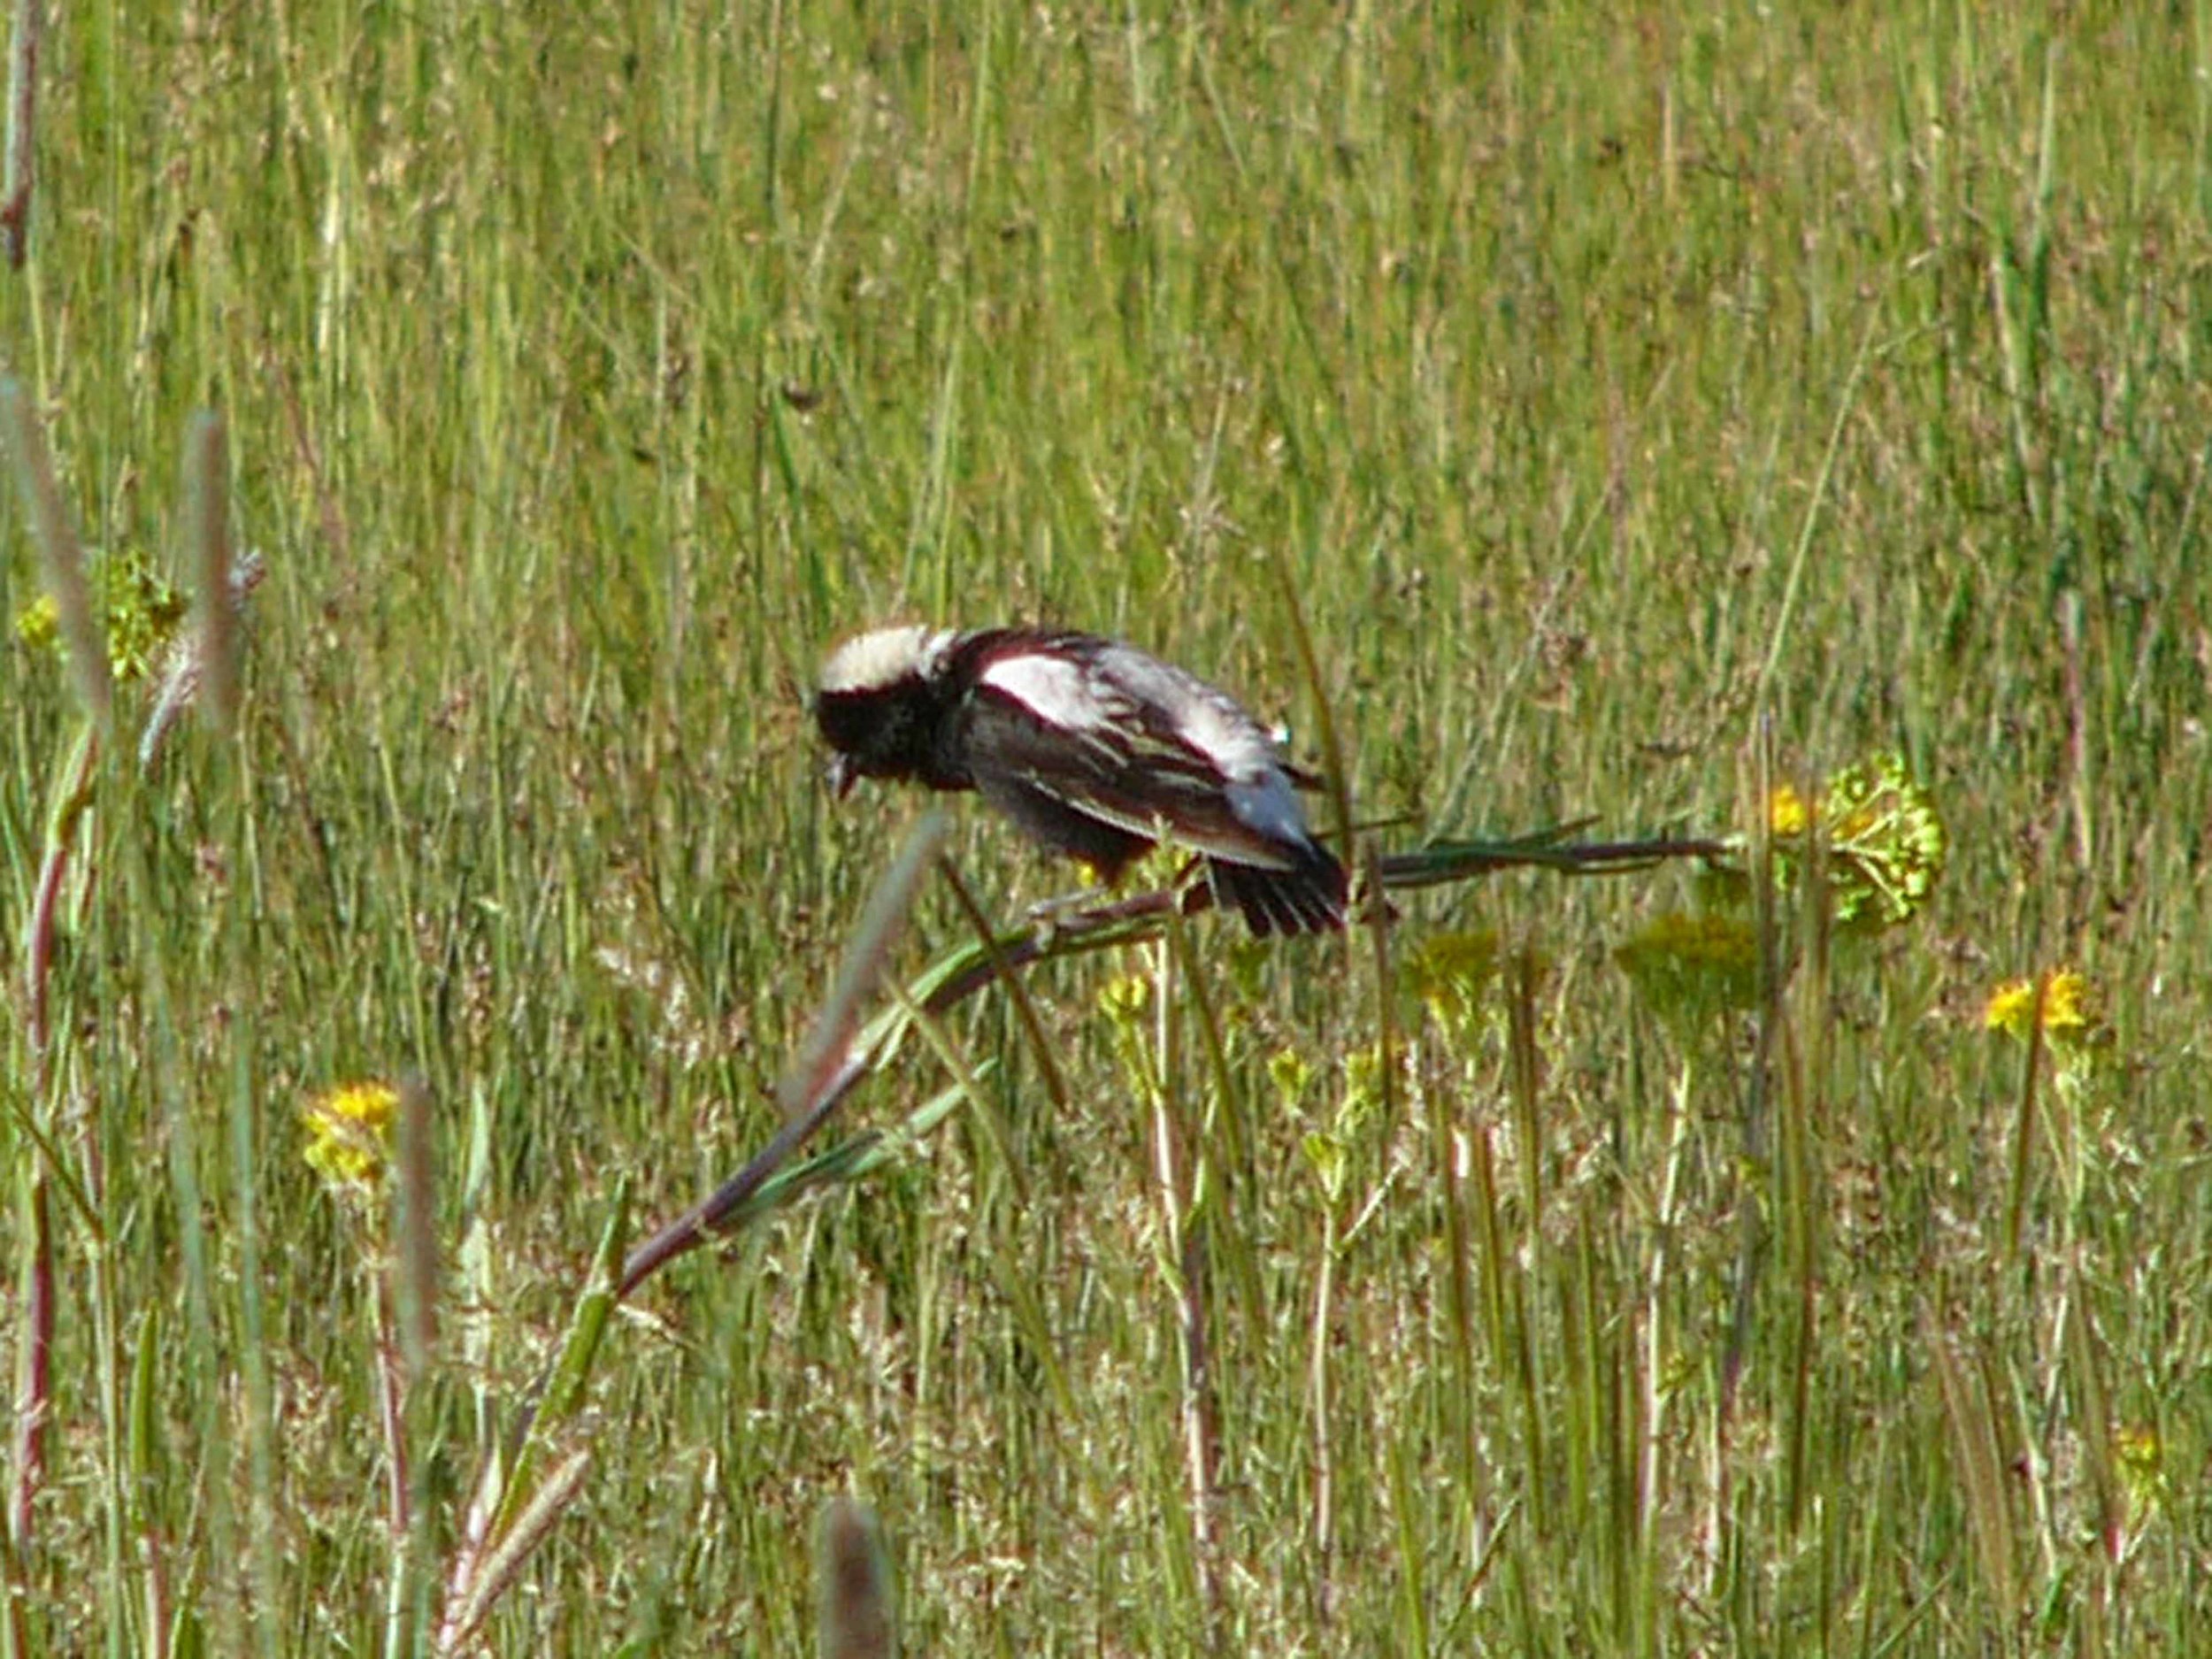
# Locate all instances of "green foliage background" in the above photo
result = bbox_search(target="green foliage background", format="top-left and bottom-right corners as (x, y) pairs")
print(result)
(3, 3), (2208, 1652)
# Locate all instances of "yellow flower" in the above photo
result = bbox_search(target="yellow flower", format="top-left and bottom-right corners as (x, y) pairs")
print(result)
(2115, 1421), (2161, 1478)
(1815, 757), (1947, 929)
(1768, 783), (1811, 838)
(1984, 969), (2106, 1052)
(2116, 1421), (2167, 1521)
(1301, 1129), (1348, 1203)
(1615, 911), (1761, 1023)
(1725, 756), (1947, 932)
(1096, 973), (1151, 1026)
(302, 1080), (399, 1192)
(2039, 972), (2095, 1039)
(16, 549), (188, 685)
(1401, 928), (1502, 1032)
(1268, 1046), (1315, 1111)
(1341, 1040), (1390, 1119)
(14, 594), (58, 649)
(1982, 979), (2038, 1039)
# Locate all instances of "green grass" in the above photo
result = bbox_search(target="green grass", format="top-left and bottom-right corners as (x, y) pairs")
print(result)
(4, 1), (2210, 1652)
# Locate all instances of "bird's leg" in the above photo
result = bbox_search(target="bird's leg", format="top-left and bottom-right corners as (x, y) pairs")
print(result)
(1021, 886), (1104, 933)
(1022, 853), (1207, 933)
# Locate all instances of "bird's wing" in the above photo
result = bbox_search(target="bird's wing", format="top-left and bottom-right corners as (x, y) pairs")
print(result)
(962, 657), (1311, 872)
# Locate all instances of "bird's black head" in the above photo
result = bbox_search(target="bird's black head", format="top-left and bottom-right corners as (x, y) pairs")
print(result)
(812, 625), (965, 795)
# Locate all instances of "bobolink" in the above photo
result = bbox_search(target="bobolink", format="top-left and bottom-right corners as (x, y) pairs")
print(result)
(813, 625), (1349, 936)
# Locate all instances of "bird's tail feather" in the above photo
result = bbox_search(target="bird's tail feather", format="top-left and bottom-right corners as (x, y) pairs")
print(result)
(1206, 845), (1348, 938)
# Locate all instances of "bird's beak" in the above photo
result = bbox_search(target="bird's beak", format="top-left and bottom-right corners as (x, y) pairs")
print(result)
(826, 753), (856, 800)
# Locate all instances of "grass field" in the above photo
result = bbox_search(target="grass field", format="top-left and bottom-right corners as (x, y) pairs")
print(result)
(4, 2), (2209, 1652)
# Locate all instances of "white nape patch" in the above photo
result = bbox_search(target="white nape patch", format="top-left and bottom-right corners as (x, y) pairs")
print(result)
(978, 651), (1113, 733)
(819, 626), (954, 694)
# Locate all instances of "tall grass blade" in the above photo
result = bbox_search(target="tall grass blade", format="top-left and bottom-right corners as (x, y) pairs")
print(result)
(1, 380), (108, 732)
(817, 1496), (898, 1659)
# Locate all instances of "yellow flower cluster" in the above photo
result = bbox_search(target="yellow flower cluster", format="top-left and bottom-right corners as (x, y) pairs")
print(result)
(1095, 973), (1152, 1026)
(2116, 1422), (2167, 1521)
(1734, 755), (1947, 931)
(301, 1080), (399, 1192)
(1767, 782), (1811, 838)
(1615, 910), (1761, 1022)
(14, 593), (56, 649)
(13, 549), (188, 685)
(1400, 928), (1502, 1031)
(1268, 1046), (1315, 1110)
(1983, 969), (2107, 1052)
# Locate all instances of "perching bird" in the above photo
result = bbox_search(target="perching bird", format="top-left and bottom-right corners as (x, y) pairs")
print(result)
(812, 625), (1349, 936)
